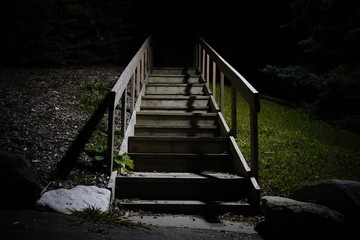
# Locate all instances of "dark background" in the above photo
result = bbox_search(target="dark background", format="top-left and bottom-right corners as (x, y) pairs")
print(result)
(1, 0), (359, 134)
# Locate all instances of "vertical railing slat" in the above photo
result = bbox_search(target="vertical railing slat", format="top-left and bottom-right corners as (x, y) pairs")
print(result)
(198, 45), (201, 70)
(106, 91), (116, 175)
(212, 61), (216, 97)
(231, 83), (237, 138)
(136, 62), (140, 97)
(144, 48), (148, 77)
(130, 74), (135, 114)
(121, 88), (127, 137)
(250, 110), (259, 179)
(220, 72), (225, 113)
(206, 53), (210, 83)
(202, 49), (205, 81)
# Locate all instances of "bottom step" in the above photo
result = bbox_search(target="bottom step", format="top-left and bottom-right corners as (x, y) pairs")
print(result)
(116, 172), (247, 201)
(117, 200), (254, 215)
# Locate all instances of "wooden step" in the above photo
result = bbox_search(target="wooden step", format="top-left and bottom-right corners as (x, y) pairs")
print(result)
(136, 112), (218, 126)
(134, 124), (218, 137)
(151, 67), (198, 75)
(128, 136), (229, 154)
(140, 106), (209, 113)
(129, 153), (232, 172)
(117, 200), (253, 215)
(148, 74), (202, 84)
(115, 172), (246, 201)
(141, 95), (210, 108)
(145, 83), (204, 95)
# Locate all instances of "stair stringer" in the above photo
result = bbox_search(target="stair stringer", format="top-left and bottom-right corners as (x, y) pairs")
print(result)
(207, 83), (261, 209)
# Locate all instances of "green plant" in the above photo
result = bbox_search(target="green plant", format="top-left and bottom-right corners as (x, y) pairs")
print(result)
(114, 153), (134, 175)
(85, 146), (134, 174)
(85, 145), (107, 161)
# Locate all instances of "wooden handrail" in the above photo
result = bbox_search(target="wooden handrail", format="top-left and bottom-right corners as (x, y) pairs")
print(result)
(195, 37), (260, 179)
(106, 36), (153, 175)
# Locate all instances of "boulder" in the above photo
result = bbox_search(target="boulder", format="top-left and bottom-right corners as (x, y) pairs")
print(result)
(0, 151), (41, 209)
(35, 185), (111, 214)
(255, 196), (345, 240)
(290, 179), (360, 228)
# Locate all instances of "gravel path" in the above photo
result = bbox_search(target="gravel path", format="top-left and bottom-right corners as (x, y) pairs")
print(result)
(0, 66), (122, 190)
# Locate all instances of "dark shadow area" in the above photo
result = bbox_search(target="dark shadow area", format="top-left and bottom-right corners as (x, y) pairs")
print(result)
(55, 94), (110, 180)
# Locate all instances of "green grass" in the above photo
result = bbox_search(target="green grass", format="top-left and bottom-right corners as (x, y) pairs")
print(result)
(217, 84), (360, 197)
(70, 206), (146, 229)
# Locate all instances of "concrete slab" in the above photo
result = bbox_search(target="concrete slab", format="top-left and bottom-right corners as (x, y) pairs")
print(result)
(127, 214), (258, 234)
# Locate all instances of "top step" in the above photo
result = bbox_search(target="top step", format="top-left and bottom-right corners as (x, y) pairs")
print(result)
(151, 67), (198, 75)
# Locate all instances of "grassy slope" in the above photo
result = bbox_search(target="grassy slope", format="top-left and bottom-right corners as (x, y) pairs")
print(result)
(218, 85), (360, 197)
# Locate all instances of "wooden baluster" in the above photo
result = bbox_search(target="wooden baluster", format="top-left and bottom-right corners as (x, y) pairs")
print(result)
(130, 74), (135, 114)
(136, 62), (140, 96)
(251, 109), (259, 179)
(206, 53), (210, 84)
(220, 72), (225, 114)
(212, 61), (216, 98)
(121, 89), (127, 137)
(107, 91), (116, 175)
(144, 48), (148, 77)
(140, 58), (144, 86)
(198, 45), (201, 71)
(202, 49), (205, 80)
(231, 83), (237, 138)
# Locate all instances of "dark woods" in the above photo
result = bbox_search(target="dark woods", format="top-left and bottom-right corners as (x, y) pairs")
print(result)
(260, 0), (360, 134)
(1, 0), (359, 134)
(0, 0), (142, 67)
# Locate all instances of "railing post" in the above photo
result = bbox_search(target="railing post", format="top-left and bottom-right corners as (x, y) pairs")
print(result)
(250, 109), (259, 179)
(144, 48), (148, 77)
(206, 53), (210, 83)
(220, 72), (225, 113)
(121, 89), (127, 137)
(140, 59), (144, 86)
(198, 45), (201, 71)
(107, 91), (116, 175)
(212, 61), (216, 97)
(231, 83), (237, 138)
(130, 74), (135, 114)
(136, 62), (140, 97)
(202, 49), (206, 80)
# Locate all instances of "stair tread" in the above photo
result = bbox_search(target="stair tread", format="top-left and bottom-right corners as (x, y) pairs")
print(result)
(129, 153), (230, 157)
(117, 200), (253, 214)
(149, 74), (200, 77)
(146, 83), (204, 86)
(136, 112), (217, 117)
(141, 106), (209, 109)
(135, 124), (217, 129)
(129, 136), (228, 141)
(118, 199), (248, 205)
(118, 171), (243, 179)
(142, 95), (209, 99)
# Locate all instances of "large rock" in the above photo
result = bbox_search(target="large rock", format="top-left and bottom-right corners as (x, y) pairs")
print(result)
(290, 179), (360, 229)
(0, 151), (41, 209)
(35, 185), (111, 214)
(255, 196), (345, 240)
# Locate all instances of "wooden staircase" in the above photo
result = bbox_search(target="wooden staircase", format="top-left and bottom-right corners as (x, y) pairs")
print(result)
(106, 36), (260, 215)
(113, 67), (258, 214)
